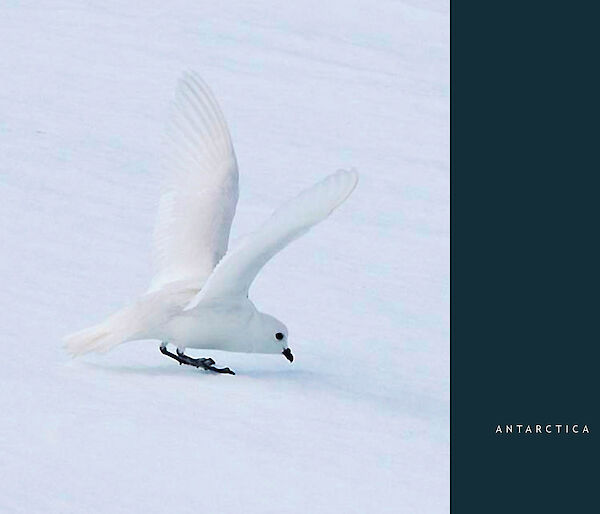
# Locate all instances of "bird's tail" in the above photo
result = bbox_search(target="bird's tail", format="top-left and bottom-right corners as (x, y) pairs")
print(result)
(64, 323), (116, 356)
(64, 283), (195, 356)
(64, 304), (142, 356)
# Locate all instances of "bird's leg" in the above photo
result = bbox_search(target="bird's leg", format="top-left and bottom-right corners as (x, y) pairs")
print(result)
(159, 343), (235, 375)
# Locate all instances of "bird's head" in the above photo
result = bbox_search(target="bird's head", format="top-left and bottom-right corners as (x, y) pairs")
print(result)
(253, 312), (293, 362)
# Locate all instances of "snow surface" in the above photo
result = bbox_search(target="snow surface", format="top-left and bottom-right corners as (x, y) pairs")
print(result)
(0, 1), (448, 512)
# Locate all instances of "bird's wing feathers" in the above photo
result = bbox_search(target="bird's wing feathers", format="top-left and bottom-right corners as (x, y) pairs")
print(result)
(148, 72), (239, 292)
(185, 170), (358, 308)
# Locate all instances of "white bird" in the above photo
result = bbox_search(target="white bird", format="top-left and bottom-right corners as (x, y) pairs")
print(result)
(64, 72), (358, 374)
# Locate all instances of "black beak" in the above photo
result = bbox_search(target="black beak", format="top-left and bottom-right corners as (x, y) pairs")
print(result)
(282, 348), (294, 362)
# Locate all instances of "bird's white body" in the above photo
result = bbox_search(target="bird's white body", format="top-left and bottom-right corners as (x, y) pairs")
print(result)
(64, 72), (357, 364)
(163, 300), (286, 354)
(66, 280), (287, 355)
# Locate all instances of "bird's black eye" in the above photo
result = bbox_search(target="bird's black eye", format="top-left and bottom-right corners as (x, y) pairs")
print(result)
(275, 332), (284, 340)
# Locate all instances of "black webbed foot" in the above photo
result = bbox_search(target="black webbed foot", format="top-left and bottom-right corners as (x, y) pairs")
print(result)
(160, 344), (235, 375)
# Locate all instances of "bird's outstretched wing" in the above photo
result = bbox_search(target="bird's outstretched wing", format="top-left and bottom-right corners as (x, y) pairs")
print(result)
(149, 72), (239, 292)
(185, 170), (358, 308)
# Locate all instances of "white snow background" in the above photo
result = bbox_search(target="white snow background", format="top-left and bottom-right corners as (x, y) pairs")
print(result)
(0, 1), (448, 512)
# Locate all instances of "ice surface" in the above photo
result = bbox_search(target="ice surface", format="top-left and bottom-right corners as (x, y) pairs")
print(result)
(0, 1), (448, 512)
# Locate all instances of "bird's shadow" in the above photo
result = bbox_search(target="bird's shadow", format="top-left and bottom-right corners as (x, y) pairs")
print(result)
(76, 359), (321, 382)
(67, 358), (444, 423)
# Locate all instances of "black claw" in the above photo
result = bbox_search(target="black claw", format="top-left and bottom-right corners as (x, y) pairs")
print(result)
(207, 366), (235, 375)
(159, 344), (235, 375)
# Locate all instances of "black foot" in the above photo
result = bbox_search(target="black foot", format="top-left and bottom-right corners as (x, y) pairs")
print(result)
(160, 344), (235, 375)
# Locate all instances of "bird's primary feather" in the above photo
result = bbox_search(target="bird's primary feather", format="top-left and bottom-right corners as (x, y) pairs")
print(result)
(185, 169), (358, 308)
(149, 72), (239, 292)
